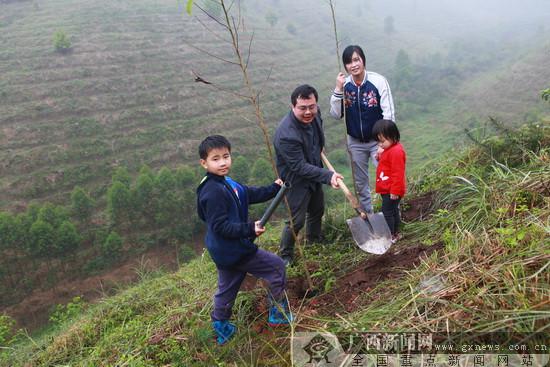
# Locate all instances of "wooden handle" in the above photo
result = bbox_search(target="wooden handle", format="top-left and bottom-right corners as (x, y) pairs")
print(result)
(321, 152), (363, 212)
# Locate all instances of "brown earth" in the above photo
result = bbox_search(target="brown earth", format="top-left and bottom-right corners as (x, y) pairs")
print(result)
(291, 242), (444, 315)
(401, 191), (436, 222)
(1, 238), (205, 332)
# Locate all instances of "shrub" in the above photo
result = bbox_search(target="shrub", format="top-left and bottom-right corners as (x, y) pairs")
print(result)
(53, 29), (71, 53)
(0, 314), (15, 346)
(102, 231), (123, 259)
(286, 23), (296, 36)
(49, 297), (86, 326)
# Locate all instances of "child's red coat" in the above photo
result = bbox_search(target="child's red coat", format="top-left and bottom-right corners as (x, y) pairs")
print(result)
(375, 142), (407, 197)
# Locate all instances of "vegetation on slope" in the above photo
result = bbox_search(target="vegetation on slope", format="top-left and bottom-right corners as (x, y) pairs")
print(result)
(1, 121), (547, 366)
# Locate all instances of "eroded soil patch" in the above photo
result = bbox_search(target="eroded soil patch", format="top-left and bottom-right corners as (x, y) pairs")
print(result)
(289, 242), (444, 315)
(401, 191), (437, 222)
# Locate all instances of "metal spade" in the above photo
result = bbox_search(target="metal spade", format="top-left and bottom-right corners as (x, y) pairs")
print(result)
(321, 152), (392, 254)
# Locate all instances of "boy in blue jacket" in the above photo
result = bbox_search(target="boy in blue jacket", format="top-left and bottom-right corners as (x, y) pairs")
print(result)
(196, 135), (292, 345)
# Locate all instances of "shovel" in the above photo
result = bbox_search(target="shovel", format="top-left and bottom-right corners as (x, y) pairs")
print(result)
(321, 152), (392, 255)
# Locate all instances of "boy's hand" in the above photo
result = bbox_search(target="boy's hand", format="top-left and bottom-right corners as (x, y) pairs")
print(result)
(254, 221), (266, 236)
(390, 194), (400, 200)
(274, 178), (283, 186)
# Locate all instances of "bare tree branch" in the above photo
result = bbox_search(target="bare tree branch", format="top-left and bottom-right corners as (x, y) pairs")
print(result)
(231, 16), (239, 51)
(195, 16), (233, 45)
(328, 0), (342, 71)
(194, 2), (228, 30)
(257, 64), (274, 98)
(182, 38), (240, 66)
(244, 30), (254, 71)
(191, 70), (251, 99)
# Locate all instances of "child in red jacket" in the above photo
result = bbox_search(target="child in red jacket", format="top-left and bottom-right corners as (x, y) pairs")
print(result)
(373, 119), (407, 243)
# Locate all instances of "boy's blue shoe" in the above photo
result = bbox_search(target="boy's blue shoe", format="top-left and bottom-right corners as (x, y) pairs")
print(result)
(268, 299), (293, 327)
(212, 320), (236, 345)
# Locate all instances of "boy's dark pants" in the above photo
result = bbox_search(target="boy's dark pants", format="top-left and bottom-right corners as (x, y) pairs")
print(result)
(212, 249), (286, 321)
(381, 194), (401, 235)
(279, 185), (324, 260)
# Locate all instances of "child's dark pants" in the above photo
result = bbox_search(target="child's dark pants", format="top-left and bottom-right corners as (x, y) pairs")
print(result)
(212, 249), (286, 321)
(381, 194), (401, 235)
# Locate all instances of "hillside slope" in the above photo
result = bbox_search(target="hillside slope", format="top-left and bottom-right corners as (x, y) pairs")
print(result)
(1, 0), (549, 210)
(2, 122), (548, 366)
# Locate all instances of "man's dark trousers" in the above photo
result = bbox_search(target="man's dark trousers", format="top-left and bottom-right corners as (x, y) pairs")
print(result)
(279, 184), (324, 261)
(212, 249), (286, 321)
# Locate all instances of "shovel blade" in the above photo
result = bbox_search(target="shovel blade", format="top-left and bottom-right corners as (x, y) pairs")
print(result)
(346, 213), (392, 255)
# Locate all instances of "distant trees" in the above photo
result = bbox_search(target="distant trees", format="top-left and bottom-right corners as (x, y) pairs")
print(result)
(0, 163), (200, 307)
(112, 167), (132, 188)
(53, 29), (71, 53)
(70, 186), (94, 223)
(286, 23), (297, 36)
(393, 49), (414, 92)
(542, 88), (550, 102)
(102, 231), (123, 260)
(250, 158), (273, 186)
(265, 11), (278, 27)
(29, 220), (55, 258)
(231, 156), (250, 183)
(0, 212), (16, 251)
(107, 181), (132, 227)
(56, 221), (80, 255)
(384, 16), (395, 35)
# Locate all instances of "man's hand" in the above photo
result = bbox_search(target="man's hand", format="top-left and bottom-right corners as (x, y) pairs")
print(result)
(274, 178), (283, 186)
(335, 72), (346, 92)
(330, 172), (344, 189)
(390, 194), (400, 200)
(254, 221), (266, 236)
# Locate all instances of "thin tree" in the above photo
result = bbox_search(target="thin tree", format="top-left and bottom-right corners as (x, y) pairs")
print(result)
(185, 0), (315, 301)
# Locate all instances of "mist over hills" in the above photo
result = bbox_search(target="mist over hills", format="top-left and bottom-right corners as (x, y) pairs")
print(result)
(1, 0), (549, 210)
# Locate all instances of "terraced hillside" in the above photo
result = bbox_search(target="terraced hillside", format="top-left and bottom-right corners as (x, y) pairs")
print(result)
(2, 0), (549, 212)
(0, 0), (340, 210)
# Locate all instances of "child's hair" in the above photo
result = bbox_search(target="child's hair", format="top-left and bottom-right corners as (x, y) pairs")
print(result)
(198, 135), (231, 160)
(372, 119), (400, 142)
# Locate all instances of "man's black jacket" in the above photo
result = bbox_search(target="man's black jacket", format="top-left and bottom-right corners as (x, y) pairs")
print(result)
(273, 110), (333, 201)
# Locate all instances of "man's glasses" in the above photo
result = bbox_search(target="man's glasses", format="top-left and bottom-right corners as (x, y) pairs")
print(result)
(295, 104), (318, 112)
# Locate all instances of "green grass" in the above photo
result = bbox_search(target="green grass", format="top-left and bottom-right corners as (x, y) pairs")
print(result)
(1, 0), (548, 209)
(2, 122), (548, 366)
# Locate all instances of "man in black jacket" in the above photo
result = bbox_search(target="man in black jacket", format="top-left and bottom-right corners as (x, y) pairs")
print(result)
(273, 84), (343, 266)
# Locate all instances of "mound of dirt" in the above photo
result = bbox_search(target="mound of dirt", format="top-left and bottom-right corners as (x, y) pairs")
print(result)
(288, 242), (444, 315)
(401, 191), (436, 222)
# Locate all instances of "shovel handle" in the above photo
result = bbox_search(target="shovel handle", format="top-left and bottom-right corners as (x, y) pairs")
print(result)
(259, 181), (291, 227)
(321, 152), (364, 215)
